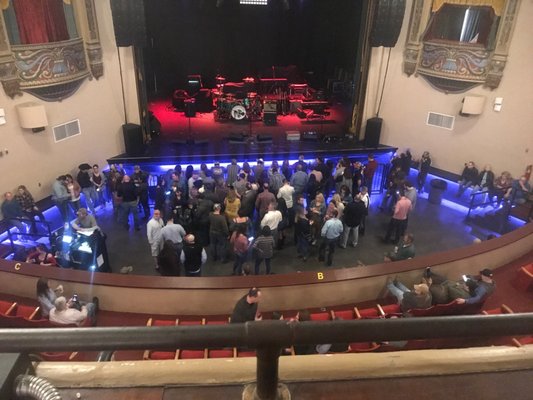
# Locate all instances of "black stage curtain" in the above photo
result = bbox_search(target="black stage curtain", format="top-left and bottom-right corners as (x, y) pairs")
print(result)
(143, 0), (362, 95)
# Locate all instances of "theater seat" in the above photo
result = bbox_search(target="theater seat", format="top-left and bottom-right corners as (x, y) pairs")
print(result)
(208, 349), (235, 358)
(355, 306), (381, 319)
(0, 300), (16, 315)
(331, 308), (357, 320)
(237, 350), (256, 357)
(348, 342), (381, 353)
(310, 311), (330, 321)
(512, 336), (533, 347)
(36, 352), (79, 361)
(178, 350), (206, 359)
(377, 303), (401, 317)
(513, 263), (533, 291)
(14, 304), (40, 320)
(482, 304), (514, 315)
(143, 318), (179, 360)
(179, 318), (206, 326)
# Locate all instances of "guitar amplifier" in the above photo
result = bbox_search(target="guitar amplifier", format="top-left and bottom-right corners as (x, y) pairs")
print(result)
(302, 131), (319, 141)
(290, 99), (303, 113)
(263, 100), (277, 113)
(286, 131), (300, 141)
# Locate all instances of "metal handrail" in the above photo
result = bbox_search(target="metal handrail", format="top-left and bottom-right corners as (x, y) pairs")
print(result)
(2, 314), (532, 400)
(0, 314), (532, 353)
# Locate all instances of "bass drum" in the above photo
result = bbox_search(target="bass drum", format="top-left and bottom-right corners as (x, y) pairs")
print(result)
(231, 105), (247, 120)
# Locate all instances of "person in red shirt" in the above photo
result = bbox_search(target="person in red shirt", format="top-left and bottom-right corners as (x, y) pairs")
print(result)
(26, 244), (58, 267)
(384, 193), (412, 244)
(363, 154), (378, 193)
(230, 225), (250, 275)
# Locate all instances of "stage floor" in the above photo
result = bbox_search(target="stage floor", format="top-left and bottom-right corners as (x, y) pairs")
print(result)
(110, 98), (395, 165)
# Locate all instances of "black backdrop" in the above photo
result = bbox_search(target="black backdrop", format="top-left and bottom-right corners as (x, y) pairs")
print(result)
(143, 0), (362, 95)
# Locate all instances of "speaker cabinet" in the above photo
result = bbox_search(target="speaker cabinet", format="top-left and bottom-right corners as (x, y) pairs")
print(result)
(110, 0), (147, 47)
(370, 0), (406, 47)
(263, 112), (277, 126)
(122, 123), (144, 156)
(364, 117), (382, 148)
(184, 99), (196, 117)
(257, 134), (273, 143)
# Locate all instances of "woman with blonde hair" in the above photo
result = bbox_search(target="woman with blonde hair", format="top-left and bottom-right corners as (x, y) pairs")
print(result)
(224, 188), (241, 222)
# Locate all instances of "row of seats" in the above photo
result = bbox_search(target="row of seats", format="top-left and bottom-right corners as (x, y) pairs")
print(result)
(513, 262), (533, 291)
(0, 299), (90, 328)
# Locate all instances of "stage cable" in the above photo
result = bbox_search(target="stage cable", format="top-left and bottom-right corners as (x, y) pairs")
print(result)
(375, 47), (392, 118)
(117, 46), (128, 124)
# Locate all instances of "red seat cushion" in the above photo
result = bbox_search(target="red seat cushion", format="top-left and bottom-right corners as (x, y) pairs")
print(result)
(380, 304), (401, 315)
(349, 342), (379, 352)
(333, 310), (355, 320)
(357, 307), (380, 318)
(310, 312), (330, 321)
(237, 351), (256, 358)
(179, 350), (205, 359)
(150, 351), (176, 360)
(206, 320), (227, 325)
(208, 349), (233, 358)
(15, 305), (38, 319)
(152, 319), (176, 326)
(0, 301), (14, 315)
(180, 320), (203, 326)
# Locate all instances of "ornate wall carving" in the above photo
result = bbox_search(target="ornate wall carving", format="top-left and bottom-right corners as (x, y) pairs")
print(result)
(403, 0), (522, 93)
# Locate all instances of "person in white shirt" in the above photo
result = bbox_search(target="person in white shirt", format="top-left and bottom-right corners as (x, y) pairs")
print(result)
(359, 186), (370, 235)
(260, 201), (283, 244)
(277, 179), (295, 227)
(49, 296), (95, 326)
(147, 209), (164, 270)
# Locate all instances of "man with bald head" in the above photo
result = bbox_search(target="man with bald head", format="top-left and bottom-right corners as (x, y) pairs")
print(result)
(180, 234), (207, 277)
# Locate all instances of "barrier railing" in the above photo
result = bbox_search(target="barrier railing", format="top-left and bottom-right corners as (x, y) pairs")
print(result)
(1, 314), (532, 400)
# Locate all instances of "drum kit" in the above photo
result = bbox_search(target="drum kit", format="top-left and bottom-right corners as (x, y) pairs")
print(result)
(215, 90), (263, 121)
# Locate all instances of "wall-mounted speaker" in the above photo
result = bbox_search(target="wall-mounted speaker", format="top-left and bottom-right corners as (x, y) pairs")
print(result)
(110, 0), (147, 47)
(364, 117), (382, 148)
(122, 123), (144, 156)
(370, 0), (406, 48)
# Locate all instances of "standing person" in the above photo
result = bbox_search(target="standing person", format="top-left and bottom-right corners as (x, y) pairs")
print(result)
(294, 207), (312, 261)
(268, 166), (284, 196)
(147, 209), (164, 270)
(180, 234), (207, 277)
(160, 216), (186, 258)
(132, 165), (150, 218)
(15, 185), (45, 233)
(403, 180), (417, 211)
(230, 225), (250, 275)
(290, 164), (309, 199)
(91, 164), (107, 208)
(277, 179), (295, 227)
(318, 210), (343, 266)
(209, 203), (229, 263)
(341, 195), (366, 248)
(52, 175), (71, 222)
(260, 202), (282, 245)
(2, 191), (27, 237)
(224, 188), (241, 222)
(77, 165), (97, 215)
(253, 226), (275, 275)
(36, 277), (63, 318)
(363, 154), (378, 193)
(384, 193), (412, 244)
(358, 187), (370, 235)
(158, 240), (181, 276)
(116, 175), (140, 231)
(226, 158), (241, 186)
(255, 183), (276, 221)
(65, 174), (82, 214)
(230, 288), (262, 323)
(417, 151), (431, 193)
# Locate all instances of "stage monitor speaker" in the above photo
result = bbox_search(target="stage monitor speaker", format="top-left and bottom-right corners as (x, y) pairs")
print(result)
(184, 99), (196, 117)
(228, 133), (246, 144)
(122, 123), (144, 156)
(370, 0), (406, 47)
(302, 131), (319, 141)
(257, 134), (273, 143)
(110, 0), (147, 47)
(263, 112), (277, 126)
(364, 117), (382, 148)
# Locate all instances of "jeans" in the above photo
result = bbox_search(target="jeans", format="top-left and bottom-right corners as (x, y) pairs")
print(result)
(457, 180), (474, 197)
(341, 224), (359, 247)
(210, 232), (228, 262)
(23, 209), (45, 234)
(82, 187), (97, 214)
(387, 281), (411, 303)
(233, 252), (247, 275)
(297, 236), (310, 259)
(54, 199), (70, 222)
(319, 237), (339, 266)
(120, 201), (140, 229)
(385, 218), (407, 244)
(255, 257), (272, 274)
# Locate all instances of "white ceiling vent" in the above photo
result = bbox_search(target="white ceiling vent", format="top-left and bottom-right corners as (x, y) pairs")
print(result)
(426, 112), (455, 130)
(53, 119), (81, 143)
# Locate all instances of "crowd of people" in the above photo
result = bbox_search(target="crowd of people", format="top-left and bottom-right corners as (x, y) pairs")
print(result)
(1, 152), (531, 275)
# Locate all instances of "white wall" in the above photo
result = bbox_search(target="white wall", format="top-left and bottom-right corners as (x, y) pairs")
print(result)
(0, 0), (138, 209)
(364, 0), (533, 178)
